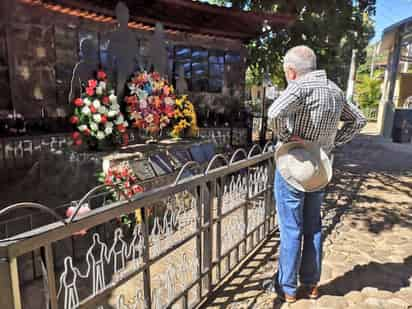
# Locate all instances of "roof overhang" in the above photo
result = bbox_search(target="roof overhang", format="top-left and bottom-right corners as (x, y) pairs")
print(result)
(380, 16), (412, 53)
(20, 0), (295, 42)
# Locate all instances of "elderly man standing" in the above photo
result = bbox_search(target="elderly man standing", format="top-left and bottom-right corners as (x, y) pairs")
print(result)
(264, 46), (367, 303)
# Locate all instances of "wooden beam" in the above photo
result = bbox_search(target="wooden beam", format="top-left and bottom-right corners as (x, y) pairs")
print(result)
(25, 0), (294, 40)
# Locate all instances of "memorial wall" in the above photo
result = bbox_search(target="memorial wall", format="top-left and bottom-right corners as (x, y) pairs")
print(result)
(0, 0), (249, 135)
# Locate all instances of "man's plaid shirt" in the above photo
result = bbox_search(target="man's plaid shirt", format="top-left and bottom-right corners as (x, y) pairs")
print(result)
(268, 70), (367, 154)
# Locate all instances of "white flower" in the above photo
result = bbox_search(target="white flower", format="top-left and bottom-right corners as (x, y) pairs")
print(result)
(90, 122), (98, 131)
(98, 81), (106, 90)
(93, 114), (102, 123)
(145, 114), (154, 123)
(115, 114), (124, 124)
(83, 98), (91, 106)
(81, 106), (91, 115)
(128, 83), (139, 95)
(139, 99), (148, 109)
(95, 86), (103, 96)
(78, 125), (87, 132)
(123, 121), (129, 128)
(104, 127), (113, 135)
(105, 122), (113, 129)
(108, 110), (118, 118)
(165, 97), (174, 106)
(137, 89), (148, 100)
(92, 100), (101, 109)
(109, 93), (117, 104)
(98, 106), (108, 115)
(111, 103), (120, 111)
(96, 131), (105, 140)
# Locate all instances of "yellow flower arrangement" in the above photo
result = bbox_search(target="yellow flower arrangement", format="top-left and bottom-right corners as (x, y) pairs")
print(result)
(169, 95), (198, 138)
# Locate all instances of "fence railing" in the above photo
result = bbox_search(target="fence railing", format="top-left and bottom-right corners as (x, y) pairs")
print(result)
(0, 143), (277, 309)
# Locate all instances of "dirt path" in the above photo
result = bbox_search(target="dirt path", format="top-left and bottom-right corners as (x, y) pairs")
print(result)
(203, 134), (412, 309)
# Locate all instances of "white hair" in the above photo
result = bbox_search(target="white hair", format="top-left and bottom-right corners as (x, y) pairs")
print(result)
(283, 45), (317, 76)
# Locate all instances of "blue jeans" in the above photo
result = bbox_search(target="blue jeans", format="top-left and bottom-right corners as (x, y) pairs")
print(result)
(274, 169), (323, 296)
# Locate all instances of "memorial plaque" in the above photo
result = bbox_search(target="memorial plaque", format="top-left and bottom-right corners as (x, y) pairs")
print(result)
(169, 148), (192, 166)
(190, 144), (207, 164)
(130, 159), (156, 180)
(149, 153), (174, 176)
(201, 142), (216, 162)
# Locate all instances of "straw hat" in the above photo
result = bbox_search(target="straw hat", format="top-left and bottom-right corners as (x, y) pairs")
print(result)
(275, 141), (332, 192)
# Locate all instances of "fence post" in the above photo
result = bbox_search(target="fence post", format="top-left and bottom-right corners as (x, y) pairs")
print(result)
(0, 249), (22, 309)
(0, 251), (14, 309)
(265, 156), (275, 234)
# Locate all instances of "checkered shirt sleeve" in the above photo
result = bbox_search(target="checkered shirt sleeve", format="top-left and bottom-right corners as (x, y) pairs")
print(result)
(267, 82), (302, 141)
(267, 70), (367, 153)
(334, 100), (367, 147)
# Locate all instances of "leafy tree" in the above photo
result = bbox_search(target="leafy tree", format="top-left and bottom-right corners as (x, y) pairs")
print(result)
(356, 72), (381, 109)
(197, 0), (376, 89)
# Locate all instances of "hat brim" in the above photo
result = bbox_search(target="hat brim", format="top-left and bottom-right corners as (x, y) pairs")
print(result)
(275, 142), (332, 192)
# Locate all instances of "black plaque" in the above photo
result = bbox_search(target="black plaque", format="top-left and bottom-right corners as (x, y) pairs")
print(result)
(169, 148), (192, 165)
(190, 144), (207, 164)
(149, 153), (174, 176)
(201, 142), (216, 162)
(130, 159), (156, 180)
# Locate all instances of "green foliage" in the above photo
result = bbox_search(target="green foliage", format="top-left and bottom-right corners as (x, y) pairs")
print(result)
(199, 0), (376, 89)
(356, 73), (381, 109)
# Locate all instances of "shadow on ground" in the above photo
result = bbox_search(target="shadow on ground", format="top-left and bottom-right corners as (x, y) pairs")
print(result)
(319, 256), (412, 296)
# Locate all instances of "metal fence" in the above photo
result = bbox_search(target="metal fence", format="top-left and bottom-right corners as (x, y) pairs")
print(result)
(0, 143), (277, 309)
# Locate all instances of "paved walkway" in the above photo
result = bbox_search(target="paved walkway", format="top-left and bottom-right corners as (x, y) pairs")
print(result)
(203, 134), (412, 309)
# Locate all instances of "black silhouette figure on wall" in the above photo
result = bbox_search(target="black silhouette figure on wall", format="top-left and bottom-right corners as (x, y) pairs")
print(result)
(149, 22), (169, 78)
(108, 1), (140, 101)
(69, 38), (99, 103)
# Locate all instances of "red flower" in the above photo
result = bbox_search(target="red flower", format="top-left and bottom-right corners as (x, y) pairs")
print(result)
(74, 138), (83, 146)
(136, 120), (146, 128)
(97, 70), (107, 81)
(153, 113), (160, 125)
(125, 96), (138, 106)
(121, 168), (128, 177)
(86, 87), (95, 96)
(72, 131), (80, 140)
(132, 185), (143, 194)
(102, 96), (110, 105)
(84, 128), (91, 136)
(90, 105), (97, 113)
(151, 72), (161, 81)
(74, 98), (83, 107)
(117, 124), (126, 133)
(101, 115), (107, 124)
(70, 116), (79, 124)
(165, 105), (174, 117)
(66, 206), (90, 236)
(153, 96), (161, 109)
(88, 79), (98, 88)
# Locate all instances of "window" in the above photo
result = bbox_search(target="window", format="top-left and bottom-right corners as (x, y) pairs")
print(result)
(172, 46), (240, 93)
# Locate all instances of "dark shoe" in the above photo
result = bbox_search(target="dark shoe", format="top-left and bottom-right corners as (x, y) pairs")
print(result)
(299, 285), (320, 299)
(262, 279), (297, 303)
